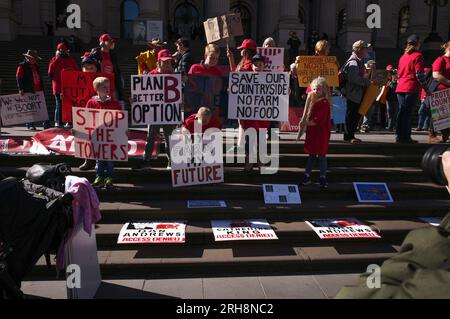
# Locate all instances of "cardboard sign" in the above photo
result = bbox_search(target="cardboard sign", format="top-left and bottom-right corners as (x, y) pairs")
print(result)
(211, 220), (278, 241)
(118, 221), (186, 244)
(419, 217), (441, 227)
(263, 184), (301, 205)
(203, 13), (243, 43)
(72, 107), (128, 161)
(280, 107), (304, 132)
(332, 96), (347, 125)
(305, 218), (381, 239)
(371, 69), (389, 86)
(187, 200), (227, 209)
(61, 71), (115, 123)
(170, 133), (224, 188)
(131, 74), (183, 125)
(184, 75), (229, 117)
(147, 20), (163, 42)
(204, 17), (221, 43)
(297, 56), (339, 88)
(354, 182), (394, 203)
(430, 88), (450, 131)
(228, 72), (289, 122)
(257, 47), (285, 72)
(0, 91), (49, 126)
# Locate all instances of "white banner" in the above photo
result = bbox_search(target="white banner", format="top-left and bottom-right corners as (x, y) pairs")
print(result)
(0, 91), (48, 126)
(430, 88), (450, 131)
(228, 72), (289, 122)
(72, 107), (128, 161)
(263, 184), (301, 205)
(211, 220), (278, 242)
(256, 47), (285, 72)
(305, 218), (381, 239)
(118, 221), (186, 244)
(131, 74), (183, 125)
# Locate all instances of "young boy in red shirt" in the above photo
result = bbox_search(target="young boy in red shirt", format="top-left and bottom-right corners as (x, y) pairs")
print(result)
(86, 77), (121, 189)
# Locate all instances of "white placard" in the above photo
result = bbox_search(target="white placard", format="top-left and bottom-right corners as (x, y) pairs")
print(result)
(257, 47), (285, 72)
(305, 218), (381, 239)
(187, 200), (227, 209)
(72, 107), (128, 161)
(118, 221), (186, 244)
(131, 74), (183, 125)
(263, 184), (301, 205)
(353, 182), (394, 203)
(430, 88), (450, 131)
(228, 72), (289, 122)
(0, 91), (49, 126)
(211, 220), (278, 241)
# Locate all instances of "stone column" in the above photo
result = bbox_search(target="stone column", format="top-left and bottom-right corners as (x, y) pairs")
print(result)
(338, 0), (371, 52)
(206, 0), (230, 18)
(277, 0), (304, 61)
(19, 0), (43, 36)
(0, 0), (19, 41)
(259, 0), (280, 42)
(318, 0), (336, 45)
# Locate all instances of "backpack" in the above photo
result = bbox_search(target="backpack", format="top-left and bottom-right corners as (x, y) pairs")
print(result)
(338, 56), (360, 91)
(25, 163), (72, 193)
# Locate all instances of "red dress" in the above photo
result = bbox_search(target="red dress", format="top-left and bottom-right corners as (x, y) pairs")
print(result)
(304, 98), (331, 156)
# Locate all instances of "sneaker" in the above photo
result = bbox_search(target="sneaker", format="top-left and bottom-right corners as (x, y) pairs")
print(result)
(350, 138), (362, 144)
(27, 126), (37, 131)
(319, 176), (328, 189)
(301, 174), (311, 186)
(92, 177), (104, 188)
(104, 177), (114, 189)
(166, 164), (172, 170)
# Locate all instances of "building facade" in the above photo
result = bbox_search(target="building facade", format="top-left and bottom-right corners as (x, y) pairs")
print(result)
(1, 0), (449, 51)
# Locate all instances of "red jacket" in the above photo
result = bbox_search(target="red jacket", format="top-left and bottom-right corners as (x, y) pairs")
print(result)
(48, 55), (79, 94)
(182, 113), (221, 134)
(85, 97), (121, 111)
(304, 98), (331, 156)
(189, 64), (223, 76)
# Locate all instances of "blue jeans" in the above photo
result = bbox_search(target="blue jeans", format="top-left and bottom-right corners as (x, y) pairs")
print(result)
(96, 160), (114, 178)
(54, 94), (62, 126)
(305, 154), (328, 177)
(396, 93), (419, 141)
(417, 101), (430, 130)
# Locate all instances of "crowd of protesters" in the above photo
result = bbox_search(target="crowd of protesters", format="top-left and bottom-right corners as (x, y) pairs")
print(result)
(9, 31), (450, 188)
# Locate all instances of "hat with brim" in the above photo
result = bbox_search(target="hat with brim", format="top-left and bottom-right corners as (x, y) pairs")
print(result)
(157, 49), (175, 62)
(148, 38), (167, 48)
(23, 50), (42, 60)
(237, 39), (257, 51)
(352, 40), (371, 50)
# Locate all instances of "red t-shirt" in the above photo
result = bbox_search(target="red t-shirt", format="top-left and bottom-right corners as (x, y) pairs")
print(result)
(101, 52), (114, 75)
(432, 55), (450, 90)
(85, 97), (121, 111)
(182, 113), (221, 134)
(237, 59), (253, 72)
(189, 64), (223, 76)
(48, 56), (79, 94)
(149, 69), (161, 74)
(396, 51), (425, 94)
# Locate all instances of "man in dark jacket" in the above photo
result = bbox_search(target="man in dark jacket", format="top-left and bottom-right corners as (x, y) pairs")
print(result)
(174, 37), (194, 77)
(90, 34), (125, 105)
(16, 50), (50, 130)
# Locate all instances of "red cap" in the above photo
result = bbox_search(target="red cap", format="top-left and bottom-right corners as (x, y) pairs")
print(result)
(57, 43), (69, 52)
(237, 39), (257, 51)
(157, 49), (175, 62)
(99, 34), (115, 43)
(424, 67), (431, 73)
(386, 65), (394, 71)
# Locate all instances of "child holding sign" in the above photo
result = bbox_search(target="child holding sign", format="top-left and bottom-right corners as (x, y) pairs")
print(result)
(87, 77), (122, 189)
(300, 77), (331, 189)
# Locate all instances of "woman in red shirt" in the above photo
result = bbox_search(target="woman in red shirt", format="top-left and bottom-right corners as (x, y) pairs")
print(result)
(431, 41), (450, 143)
(395, 34), (427, 144)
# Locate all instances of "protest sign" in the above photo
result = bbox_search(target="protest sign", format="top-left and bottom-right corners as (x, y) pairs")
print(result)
(131, 74), (183, 125)
(211, 220), (278, 242)
(305, 218), (381, 239)
(72, 107), (128, 161)
(220, 13), (244, 39)
(332, 96), (347, 125)
(187, 200), (227, 209)
(280, 107), (304, 132)
(297, 56), (339, 88)
(419, 217), (441, 227)
(0, 91), (48, 126)
(263, 184), (301, 205)
(228, 72), (289, 122)
(353, 182), (394, 203)
(118, 221), (186, 244)
(257, 47), (285, 72)
(371, 69), (389, 86)
(61, 70), (115, 123)
(147, 20), (163, 42)
(170, 133), (224, 188)
(204, 17), (221, 43)
(184, 75), (228, 118)
(430, 88), (450, 131)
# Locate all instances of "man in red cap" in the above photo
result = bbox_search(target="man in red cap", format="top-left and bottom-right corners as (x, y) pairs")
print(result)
(48, 42), (79, 127)
(90, 34), (124, 104)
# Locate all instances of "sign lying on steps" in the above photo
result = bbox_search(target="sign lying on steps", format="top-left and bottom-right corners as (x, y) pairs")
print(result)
(305, 218), (381, 239)
(187, 200), (227, 208)
(263, 184), (301, 205)
(117, 221), (186, 244)
(353, 182), (393, 203)
(211, 219), (278, 241)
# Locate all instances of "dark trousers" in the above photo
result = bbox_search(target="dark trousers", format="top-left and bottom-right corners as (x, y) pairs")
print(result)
(344, 99), (361, 141)
(396, 93), (419, 141)
(54, 94), (62, 126)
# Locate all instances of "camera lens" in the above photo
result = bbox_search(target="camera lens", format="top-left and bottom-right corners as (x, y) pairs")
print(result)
(422, 145), (450, 186)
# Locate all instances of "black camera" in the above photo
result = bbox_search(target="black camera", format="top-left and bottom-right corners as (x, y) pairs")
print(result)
(422, 145), (450, 186)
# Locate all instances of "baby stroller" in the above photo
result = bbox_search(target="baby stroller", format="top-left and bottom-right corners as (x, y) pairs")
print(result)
(0, 164), (73, 299)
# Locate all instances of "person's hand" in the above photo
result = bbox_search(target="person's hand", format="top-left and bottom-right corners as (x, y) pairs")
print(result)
(226, 47), (232, 59)
(442, 151), (450, 189)
(19, 90), (24, 96)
